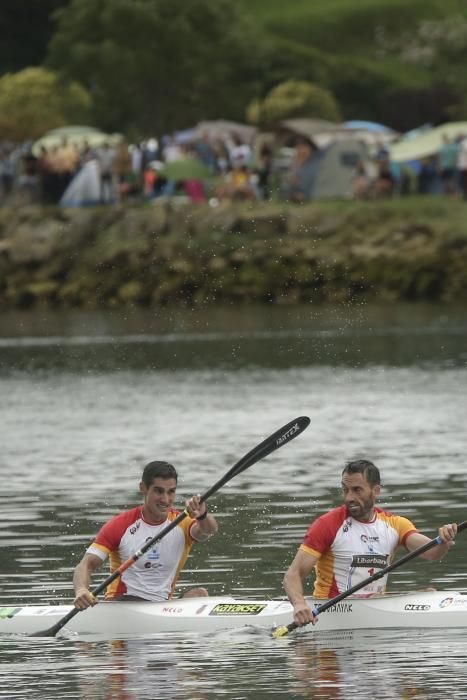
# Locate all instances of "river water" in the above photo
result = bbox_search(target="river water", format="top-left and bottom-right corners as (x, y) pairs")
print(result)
(1, 302), (466, 699)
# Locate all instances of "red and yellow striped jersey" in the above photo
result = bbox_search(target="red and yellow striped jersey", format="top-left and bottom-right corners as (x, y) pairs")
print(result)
(300, 505), (417, 598)
(87, 506), (196, 601)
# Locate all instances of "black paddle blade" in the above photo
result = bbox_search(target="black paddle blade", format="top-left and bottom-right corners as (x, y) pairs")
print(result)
(29, 606), (81, 637)
(201, 416), (310, 501)
(233, 416), (311, 477)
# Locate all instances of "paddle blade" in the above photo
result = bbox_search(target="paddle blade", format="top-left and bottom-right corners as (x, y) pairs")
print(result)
(236, 415), (310, 475)
(200, 416), (310, 501)
(272, 624), (292, 638)
(29, 606), (80, 637)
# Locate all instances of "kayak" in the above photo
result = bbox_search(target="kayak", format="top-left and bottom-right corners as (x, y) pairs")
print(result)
(1, 591), (466, 638)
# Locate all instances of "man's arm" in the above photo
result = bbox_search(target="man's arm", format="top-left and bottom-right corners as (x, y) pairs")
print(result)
(406, 523), (457, 561)
(73, 553), (104, 609)
(283, 549), (319, 627)
(186, 495), (218, 541)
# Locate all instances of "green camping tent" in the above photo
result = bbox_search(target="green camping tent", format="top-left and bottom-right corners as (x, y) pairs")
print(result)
(313, 139), (369, 199)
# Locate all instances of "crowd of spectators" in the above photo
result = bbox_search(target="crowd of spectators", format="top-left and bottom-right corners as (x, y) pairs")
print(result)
(2, 128), (467, 208)
(352, 134), (467, 200)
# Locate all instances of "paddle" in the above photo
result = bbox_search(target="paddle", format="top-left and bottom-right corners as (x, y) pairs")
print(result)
(272, 518), (467, 638)
(32, 415), (310, 638)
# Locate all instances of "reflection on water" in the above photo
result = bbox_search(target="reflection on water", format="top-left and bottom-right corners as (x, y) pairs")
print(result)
(1, 303), (467, 698)
(2, 627), (467, 699)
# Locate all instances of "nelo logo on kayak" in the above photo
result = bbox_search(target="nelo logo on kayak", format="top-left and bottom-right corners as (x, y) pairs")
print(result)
(209, 603), (267, 615)
(276, 423), (300, 446)
(404, 604), (431, 611)
(162, 606), (183, 614)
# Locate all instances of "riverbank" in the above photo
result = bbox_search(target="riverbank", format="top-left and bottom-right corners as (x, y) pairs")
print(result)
(0, 197), (466, 308)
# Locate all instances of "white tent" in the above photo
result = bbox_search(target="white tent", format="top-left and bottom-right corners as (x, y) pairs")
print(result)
(60, 160), (101, 207)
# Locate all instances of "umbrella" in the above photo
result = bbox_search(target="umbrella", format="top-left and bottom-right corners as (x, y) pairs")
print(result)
(159, 158), (214, 181)
(195, 120), (257, 143)
(343, 120), (395, 133)
(32, 125), (123, 156)
(389, 121), (467, 163)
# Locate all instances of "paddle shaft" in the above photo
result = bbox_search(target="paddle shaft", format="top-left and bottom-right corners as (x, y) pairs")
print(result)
(275, 519), (467, 637)
(34, 416), (310, 637)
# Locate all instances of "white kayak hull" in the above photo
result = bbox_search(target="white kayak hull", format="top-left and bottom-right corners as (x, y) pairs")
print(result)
(1, 591), (467, 638)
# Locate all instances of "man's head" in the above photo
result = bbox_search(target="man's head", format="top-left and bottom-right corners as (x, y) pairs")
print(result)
(294, 136), (317, 162)
(140, 461), (178, 523)
(342, 459), (381, 487)
(341, 459), (381, 521)
(141, 460), (178, 488)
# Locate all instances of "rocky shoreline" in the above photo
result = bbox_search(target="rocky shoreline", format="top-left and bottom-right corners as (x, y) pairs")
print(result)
(1, 198), (466, 309)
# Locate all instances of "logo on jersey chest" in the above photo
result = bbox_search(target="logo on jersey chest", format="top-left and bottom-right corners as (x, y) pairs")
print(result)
(143, 538), (161, 568)
(129, 521), (141, 535)
(360, 533), (380, 553)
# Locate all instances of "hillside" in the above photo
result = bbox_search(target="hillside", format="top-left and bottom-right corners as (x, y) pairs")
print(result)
(238, 0), (467, 129)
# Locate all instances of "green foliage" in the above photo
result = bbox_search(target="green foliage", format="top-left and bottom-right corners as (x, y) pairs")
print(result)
(47, 0), (268, 137)
(248, 80), (341, 126)
(238, 0), (467, 129)
(0, 67), (91, 140)
(0, 0), (72, 73)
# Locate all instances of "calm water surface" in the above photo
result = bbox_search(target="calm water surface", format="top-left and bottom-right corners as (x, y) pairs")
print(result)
(1, 303), (466, 699)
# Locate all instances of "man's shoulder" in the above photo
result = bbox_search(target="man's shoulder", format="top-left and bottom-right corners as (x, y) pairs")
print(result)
(375, 507), (416, 530)
(314, 505), (348, 528)
(104, 506), (142, 529)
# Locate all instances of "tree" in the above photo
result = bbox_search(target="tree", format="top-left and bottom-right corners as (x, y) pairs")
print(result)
(0, 67), (91, 140)
(247, 80), (341, 128)
(47, 0), (268, 137)
(0, 0), (72, 74)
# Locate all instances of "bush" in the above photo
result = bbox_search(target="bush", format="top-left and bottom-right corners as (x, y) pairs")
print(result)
(0, 67), (91, 141)
(247, 80), (341, 128)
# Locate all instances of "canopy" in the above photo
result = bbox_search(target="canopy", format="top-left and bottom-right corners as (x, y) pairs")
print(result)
(32, 125), (122, 156)
(389, 122), (467, 163)
(195, 120), (257, 143)
(277, 118), (395, 149)
(343, 120), (395, 133)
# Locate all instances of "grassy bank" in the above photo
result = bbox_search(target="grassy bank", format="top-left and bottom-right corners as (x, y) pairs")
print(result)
(0, 197), (466, 309)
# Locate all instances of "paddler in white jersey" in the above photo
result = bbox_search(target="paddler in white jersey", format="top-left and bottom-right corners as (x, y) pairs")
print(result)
(73, 460), (218, 609)
(283, 459), (457, 628)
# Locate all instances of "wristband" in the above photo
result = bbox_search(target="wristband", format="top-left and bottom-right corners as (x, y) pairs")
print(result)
(196, 507), (208, 521)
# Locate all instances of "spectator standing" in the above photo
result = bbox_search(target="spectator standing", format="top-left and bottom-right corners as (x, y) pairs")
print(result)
(254, 144), (274, 200)
(352, 159), (372, 199)
(373, 151), (395, 198)
(439, 135), (460, 195)
(195, 132), (217, 172)
(457, 135), (467, 199)
(281, 137), (320, 203)
(0, 145), (15, 202)
(97, 142), (116, 203)
(417, 155), (439, 195)
(227, 134), (252, 169)
(212, 139), (231, 174)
